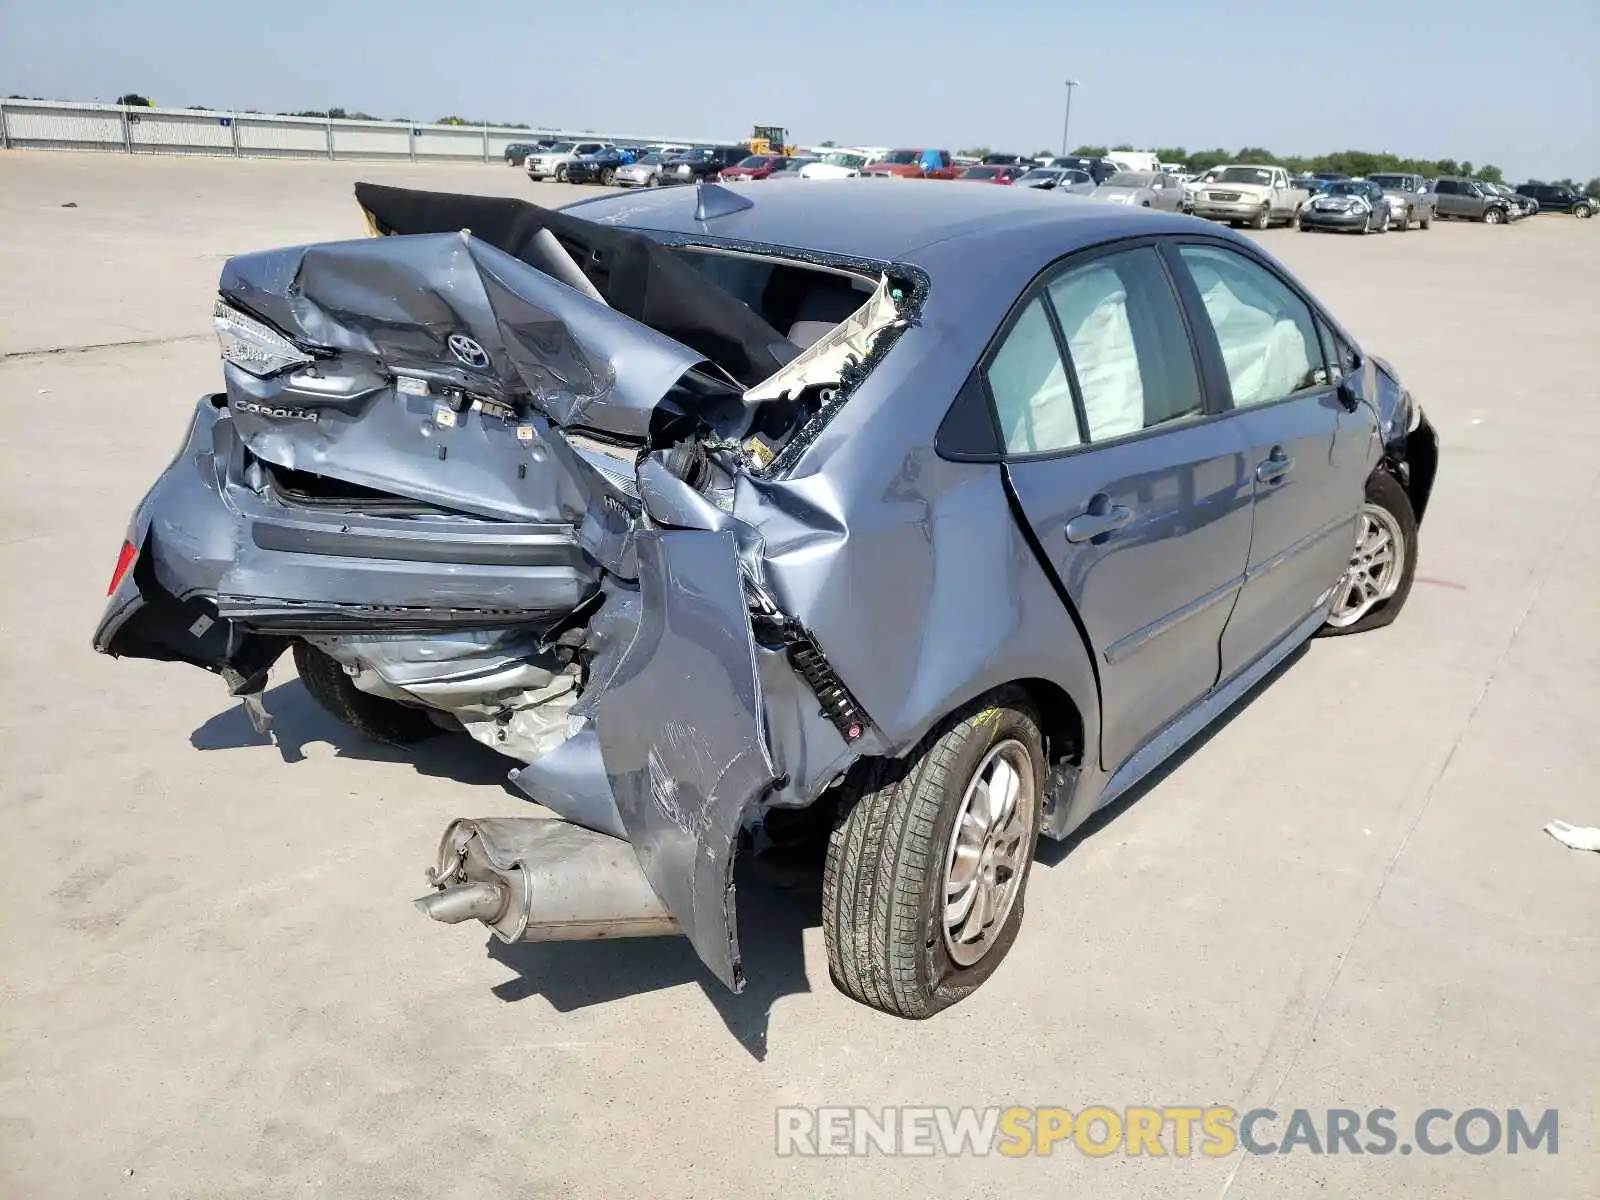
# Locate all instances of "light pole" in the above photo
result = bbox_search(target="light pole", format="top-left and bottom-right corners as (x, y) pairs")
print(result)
(1060, 79), (1079, 158)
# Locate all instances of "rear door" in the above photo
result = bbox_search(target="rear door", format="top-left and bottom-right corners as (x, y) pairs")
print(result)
(1165, 241), (1374, 676)
(1434, 179), (1461, 217)
(997, 243), (1255, 770)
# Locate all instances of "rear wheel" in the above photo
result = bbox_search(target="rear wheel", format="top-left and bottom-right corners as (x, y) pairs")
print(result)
(1321, 472), (1418, 636)
(293, 642), (439, 745)
(822, 692), (1045, 1018)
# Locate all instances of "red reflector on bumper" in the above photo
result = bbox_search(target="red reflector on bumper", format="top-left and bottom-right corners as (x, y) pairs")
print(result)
(107, 541), (138, 596)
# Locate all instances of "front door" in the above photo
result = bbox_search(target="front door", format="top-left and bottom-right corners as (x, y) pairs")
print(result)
(1165, 242), (1374, 675)
(994, 244), (1255, 771)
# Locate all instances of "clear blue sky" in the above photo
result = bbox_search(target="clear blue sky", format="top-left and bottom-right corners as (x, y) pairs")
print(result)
(2, 0), (1594, 180)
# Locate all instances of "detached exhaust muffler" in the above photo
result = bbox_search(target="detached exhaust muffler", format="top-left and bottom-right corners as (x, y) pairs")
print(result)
(415, 817), (680, 942)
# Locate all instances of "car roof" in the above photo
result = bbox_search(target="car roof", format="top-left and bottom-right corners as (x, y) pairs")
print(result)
(560, 177), (1200, 263)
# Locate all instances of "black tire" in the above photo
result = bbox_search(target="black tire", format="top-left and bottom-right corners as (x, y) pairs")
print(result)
(822, 690), (1045, 1018)
(1575, 203), (1593, 220)
(293, 642), (438, 745)
(1483, 206), (1505, 225)
(600, 167), (616, 186)
(1396, 206), (1411, 231)
(1253, 204), (1271, 230)
(646, 174), (660, 188)
(1420, 209), (1432, 229)
(554, 164), (568, 183)
(1320, 472), (1418, 637)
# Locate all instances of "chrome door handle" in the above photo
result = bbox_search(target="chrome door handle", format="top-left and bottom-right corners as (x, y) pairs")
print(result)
(1065, 503), (1133, 543)
(1256, 451), (1295, 483)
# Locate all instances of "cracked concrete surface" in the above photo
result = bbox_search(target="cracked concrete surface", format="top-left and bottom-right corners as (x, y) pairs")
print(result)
(0, 153), (1596, 1199)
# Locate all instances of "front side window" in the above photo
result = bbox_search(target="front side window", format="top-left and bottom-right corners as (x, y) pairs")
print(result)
(1177, 245), (1323, 408)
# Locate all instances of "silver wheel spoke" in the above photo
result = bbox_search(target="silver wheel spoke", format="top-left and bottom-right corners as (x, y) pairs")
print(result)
(1327, 500), (1407, 627)
(940, 739), (1037, 967)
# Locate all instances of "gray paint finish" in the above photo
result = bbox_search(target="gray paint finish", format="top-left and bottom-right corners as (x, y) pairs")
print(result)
(93, 181), (1434, 990)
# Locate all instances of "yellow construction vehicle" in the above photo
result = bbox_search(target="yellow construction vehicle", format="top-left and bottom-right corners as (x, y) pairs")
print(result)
(748, 125), (796, 156)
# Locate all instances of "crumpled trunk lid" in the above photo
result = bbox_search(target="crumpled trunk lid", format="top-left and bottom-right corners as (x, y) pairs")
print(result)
(218, 230), (732, 525)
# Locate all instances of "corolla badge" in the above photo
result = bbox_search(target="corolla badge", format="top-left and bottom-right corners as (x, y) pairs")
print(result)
(447, 333), (490, 370)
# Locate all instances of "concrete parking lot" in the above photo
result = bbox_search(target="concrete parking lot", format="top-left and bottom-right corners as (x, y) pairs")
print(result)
(1, 151), (1596, 1198)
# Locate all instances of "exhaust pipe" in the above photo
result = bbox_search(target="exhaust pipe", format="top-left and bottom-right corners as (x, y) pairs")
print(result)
(415, 817), (680, 942)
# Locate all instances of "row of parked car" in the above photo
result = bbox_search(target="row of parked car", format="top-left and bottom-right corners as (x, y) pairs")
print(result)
(1183, 164), (1594, 234)
(506, 140), (1595, 234)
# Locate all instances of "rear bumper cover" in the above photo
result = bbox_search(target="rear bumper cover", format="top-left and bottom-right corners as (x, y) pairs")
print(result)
(97, 401), (789, 993)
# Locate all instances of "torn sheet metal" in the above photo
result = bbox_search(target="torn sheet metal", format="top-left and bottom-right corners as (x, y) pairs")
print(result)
(353, 183), (794, 387)
(220, 231), (723, 461)
(587, 529), (779, 991)
(743, 274), (905, 404)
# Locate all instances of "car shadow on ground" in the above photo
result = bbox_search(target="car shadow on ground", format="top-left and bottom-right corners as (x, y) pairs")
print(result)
(185, 642), (1309, 1057)
(487, 849), (820, 1062)
(1035, 642), (1310, 869)
(189, 678), (516, 790)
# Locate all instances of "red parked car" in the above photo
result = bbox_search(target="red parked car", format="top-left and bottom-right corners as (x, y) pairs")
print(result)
(957, 164), (1024, 185)
(860, 149), (961, 180)
(718, 154), (790, 181)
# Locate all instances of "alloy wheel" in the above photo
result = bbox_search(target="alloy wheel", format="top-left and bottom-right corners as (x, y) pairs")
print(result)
(1327, 503), (1407, 628)
(942, 738), (1036, 967)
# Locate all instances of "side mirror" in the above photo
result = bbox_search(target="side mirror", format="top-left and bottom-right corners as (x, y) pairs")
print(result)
(1336, 379), (1360, 412)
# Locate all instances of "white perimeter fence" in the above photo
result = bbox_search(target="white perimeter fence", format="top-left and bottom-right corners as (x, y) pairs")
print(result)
(0, 99), (727, 164)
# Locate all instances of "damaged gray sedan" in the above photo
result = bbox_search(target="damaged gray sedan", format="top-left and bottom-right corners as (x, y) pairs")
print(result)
(94, 180), (1439, 1018)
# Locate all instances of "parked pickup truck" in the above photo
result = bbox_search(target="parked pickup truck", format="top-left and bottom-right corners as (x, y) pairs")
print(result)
(1366, 173), (1436, 230)
(1189, 164), (1309, 229)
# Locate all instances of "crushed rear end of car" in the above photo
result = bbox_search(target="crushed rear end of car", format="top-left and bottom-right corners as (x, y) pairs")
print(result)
(93, 184), (920, 991)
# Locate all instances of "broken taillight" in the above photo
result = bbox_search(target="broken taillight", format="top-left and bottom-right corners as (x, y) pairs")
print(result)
(107, 541), (138, 596)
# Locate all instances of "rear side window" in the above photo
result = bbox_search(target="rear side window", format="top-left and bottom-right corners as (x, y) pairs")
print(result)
(987, 246), (1204, 454)
(1046, 248), (1204, 440)
(1177, 244), (1323, 408)
(989, 298), (1080, 454)
(1435, 179), (1459, 195)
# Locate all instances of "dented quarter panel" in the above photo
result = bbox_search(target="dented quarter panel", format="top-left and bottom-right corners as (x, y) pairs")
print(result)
(718, 221), (1116, 791)
(586, 529), (777, 991)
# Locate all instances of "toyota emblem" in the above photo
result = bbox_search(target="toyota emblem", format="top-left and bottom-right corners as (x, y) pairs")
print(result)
(447, 333), (490, 370)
